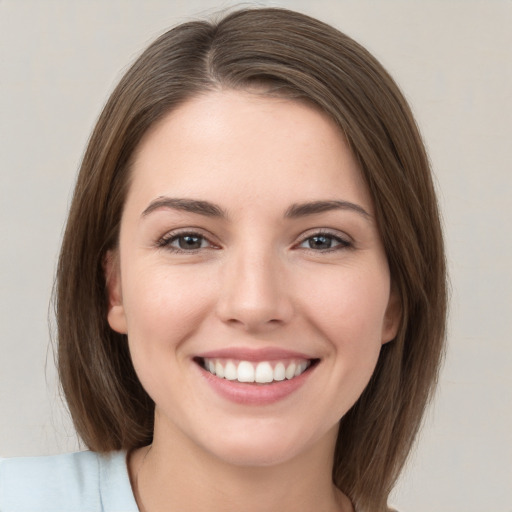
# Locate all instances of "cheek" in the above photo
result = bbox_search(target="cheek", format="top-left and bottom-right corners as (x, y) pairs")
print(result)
(299, 263), (391, 356)
(121, 264), (215, 360)
(120, 264), (221, 409)
(275, 263), (391, 428)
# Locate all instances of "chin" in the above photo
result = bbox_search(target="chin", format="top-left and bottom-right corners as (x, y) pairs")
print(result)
(210, 441), (300, 468)
(199, 422), (330, 469)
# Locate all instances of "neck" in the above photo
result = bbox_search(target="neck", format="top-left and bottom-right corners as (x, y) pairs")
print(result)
(130, 417), (352, 512)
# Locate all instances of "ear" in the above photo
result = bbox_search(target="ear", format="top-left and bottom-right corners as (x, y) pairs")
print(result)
(104, 250), (127, 334)
(381, 286), (401, 345)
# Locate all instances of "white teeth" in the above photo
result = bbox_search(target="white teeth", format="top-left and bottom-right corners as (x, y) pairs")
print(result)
(255, 362), (273, 383)
(224, 361), (237, 380)
(295, 361), (307, 377)
(215, 360), (225, 378)
(202, 358), (312, 384)
(237, 361), (255, 382)
(285, 362), (296, 380)
(274, 362), (286, 381)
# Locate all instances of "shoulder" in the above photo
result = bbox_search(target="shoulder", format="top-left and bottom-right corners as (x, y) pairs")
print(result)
(0, 450), (138, 512)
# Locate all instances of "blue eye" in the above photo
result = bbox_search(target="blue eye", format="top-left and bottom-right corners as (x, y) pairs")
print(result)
(299, 233), (350, 251)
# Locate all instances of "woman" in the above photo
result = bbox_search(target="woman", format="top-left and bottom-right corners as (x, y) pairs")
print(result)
(0, 7), (446, 512)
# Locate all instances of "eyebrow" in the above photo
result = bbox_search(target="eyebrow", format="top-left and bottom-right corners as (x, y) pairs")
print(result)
(142, 197), (227, 218)
(284, 200), (371, 220)
(141, 197), (370, 221)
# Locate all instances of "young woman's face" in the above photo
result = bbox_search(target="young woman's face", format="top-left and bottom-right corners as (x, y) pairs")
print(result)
(107, 90), (399, 467)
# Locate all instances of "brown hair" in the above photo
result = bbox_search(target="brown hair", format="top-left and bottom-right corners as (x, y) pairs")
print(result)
(56, 7), (446, 511)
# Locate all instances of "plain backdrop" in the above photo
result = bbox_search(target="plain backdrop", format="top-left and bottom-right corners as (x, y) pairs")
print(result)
(1, 1), (511, 511)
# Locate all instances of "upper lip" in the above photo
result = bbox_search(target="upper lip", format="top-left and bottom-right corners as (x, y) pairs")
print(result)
(196, 347), (316, 361)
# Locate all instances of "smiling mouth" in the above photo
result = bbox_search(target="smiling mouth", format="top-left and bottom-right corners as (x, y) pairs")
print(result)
(194, 357), (319, 384)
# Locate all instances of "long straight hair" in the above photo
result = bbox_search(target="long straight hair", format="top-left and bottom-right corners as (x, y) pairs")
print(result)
(56, 8), (447, 511)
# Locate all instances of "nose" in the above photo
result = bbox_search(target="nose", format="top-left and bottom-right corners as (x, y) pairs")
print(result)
(215, 245), (294, 332)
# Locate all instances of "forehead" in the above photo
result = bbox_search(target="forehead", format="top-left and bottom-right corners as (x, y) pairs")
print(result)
(127, 90), (372, 214)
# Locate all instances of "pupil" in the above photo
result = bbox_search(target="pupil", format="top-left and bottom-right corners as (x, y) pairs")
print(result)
(310, 235), (331, 249)
(179, 235), (202, 250)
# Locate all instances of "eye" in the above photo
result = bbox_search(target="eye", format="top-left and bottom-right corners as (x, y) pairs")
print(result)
(157, 231), (215, 252)
(298, 232), (351, 251)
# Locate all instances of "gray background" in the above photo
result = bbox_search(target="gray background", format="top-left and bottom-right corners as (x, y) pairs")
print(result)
(1, 1), (511, 510)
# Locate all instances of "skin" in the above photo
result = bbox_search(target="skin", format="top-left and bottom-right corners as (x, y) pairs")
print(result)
(106, 90), (400, 512)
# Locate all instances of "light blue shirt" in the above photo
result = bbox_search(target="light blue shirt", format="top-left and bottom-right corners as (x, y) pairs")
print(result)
(0, 450), (139, 511)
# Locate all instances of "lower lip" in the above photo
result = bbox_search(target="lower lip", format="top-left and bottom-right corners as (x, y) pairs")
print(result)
(196, 362), (316, 405)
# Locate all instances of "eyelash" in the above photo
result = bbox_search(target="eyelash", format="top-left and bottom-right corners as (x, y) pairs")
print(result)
(157, 230), (216, 253)
(156, 230), (352, 254)
(296, 230), (352, 252)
